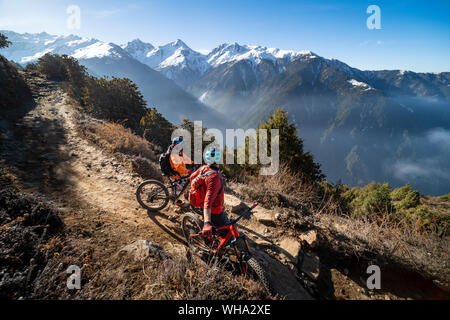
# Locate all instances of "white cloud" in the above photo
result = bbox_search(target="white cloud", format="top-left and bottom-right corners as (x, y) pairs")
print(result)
(393, 159), (450, 181)
(427, 128), (450, 148)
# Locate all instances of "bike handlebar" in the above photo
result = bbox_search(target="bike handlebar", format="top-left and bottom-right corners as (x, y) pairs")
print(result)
(229, 203), (258, 225)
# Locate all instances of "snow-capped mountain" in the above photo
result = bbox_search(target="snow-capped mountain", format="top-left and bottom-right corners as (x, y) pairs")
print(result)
(0, 30), (232, 130)
(206, 42), (313, 69)
(1, 30), (127, 63)
(120, 39), (154, 62)
(121, 39), (209, 88)
(121, 39), (319, 89)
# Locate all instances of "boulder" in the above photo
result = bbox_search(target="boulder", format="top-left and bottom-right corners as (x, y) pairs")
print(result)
(252, 207), (275, 225)
(299, 230), (318, 248)
(278, 237), (301, 263)
(224, 194), (249, 213)
(119, 240), (168, 262)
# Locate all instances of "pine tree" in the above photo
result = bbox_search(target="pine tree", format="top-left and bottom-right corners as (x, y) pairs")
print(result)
(258, 109), (324, 182)
(140, 108), (174, 148)
(0, 33), (11, 49)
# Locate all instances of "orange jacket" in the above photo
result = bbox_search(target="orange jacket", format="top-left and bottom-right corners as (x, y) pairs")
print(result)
(169, 151), (193, 179)
(189, 165), (224, 214)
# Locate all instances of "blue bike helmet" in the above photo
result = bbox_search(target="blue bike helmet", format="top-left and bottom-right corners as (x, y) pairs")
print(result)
(171, 136), (184, 147)
(204, 147), (221, 165)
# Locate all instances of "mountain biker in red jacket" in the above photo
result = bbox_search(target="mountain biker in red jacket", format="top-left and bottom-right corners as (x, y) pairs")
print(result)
(190, 147), (229, 239)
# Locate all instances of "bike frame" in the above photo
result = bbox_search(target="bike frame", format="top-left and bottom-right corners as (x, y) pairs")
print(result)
(166, 175), (190, 199)
(189, 203), (258, 274)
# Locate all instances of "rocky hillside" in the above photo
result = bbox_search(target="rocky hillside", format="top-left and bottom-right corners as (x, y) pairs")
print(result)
(1, 62), (448, 299)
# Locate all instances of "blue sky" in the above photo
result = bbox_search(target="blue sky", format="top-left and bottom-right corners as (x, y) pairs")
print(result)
(1, 0), (449, 72)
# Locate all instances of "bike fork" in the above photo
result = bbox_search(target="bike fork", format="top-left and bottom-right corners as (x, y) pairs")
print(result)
(232, 242), (249, 275)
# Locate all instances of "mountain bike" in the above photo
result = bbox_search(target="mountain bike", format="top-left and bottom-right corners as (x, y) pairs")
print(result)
(181, 203), (274, 295)
(136, 174), (191, 212)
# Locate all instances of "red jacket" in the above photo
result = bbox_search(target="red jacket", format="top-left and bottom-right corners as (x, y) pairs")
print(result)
(189, 165), (224, 214)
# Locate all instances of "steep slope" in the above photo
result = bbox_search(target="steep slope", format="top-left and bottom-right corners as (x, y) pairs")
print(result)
(76, 49), (232, 130)
(0, 71), (312, 299)
(1, 69), (447, 300)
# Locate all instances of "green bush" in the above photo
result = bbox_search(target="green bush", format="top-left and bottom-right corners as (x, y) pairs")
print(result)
(391, 184), (420, 210)
(36, 54), (87, 97)
(37, 54), (69, 81)
(399, 205), (449, 236)
(440, 193), (450, 201)
(0, 56), (32, 113)
(344, 182), (392, 217)
(81, 76), (147, 132)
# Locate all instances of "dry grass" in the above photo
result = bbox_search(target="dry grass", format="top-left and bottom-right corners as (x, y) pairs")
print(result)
(80, 122), (158, 161)
(129, 155), (162, 181)
(77, 249), (271, 300)
(233, 164), (339, 216)
(139, 254), (271, 300)
(228, 164), (450, 283)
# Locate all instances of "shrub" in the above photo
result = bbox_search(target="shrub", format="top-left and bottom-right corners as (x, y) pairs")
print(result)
(23, 62), (39, 73)
(81, 77), (147, 131)
(36, 54), (88, 98)
(345, 182), (393, 217)
(0, 56), (32, 114)
(130, 156), (162, 180)
(80, 122), (157, 160)
(440, 193), (450, 201)
(37, 54), (69, 81)
(391, 184), (420, 210)
(399, 205), (449, 236)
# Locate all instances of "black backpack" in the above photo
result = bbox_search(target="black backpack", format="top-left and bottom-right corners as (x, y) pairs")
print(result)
(159, 153), (178, 177)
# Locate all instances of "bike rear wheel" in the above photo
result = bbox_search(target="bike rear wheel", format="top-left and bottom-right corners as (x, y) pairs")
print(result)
(136, 180), (170, 212)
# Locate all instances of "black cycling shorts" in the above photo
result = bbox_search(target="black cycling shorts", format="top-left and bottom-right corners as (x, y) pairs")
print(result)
(211, 211), (230, 228)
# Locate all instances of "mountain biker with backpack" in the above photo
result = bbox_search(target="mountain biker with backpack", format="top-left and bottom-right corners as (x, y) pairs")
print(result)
(159, 136), (195, 193)
(187, 147), (229, 239)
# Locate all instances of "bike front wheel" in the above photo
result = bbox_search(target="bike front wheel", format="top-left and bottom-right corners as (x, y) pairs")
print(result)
(136, 180), (170, 212)
(181, 212), (211, 256)
(245, 256), (275, 296)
